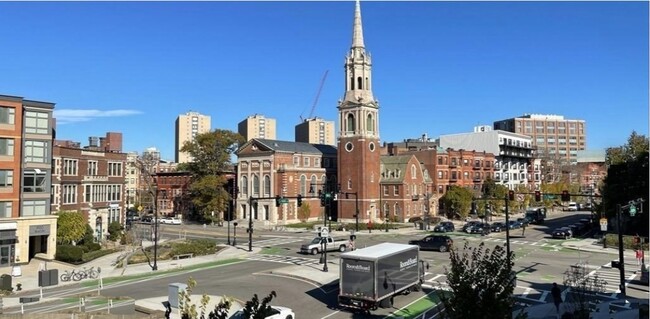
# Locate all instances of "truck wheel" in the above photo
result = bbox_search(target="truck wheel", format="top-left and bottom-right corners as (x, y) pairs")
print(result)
(439, 245), (448, 253)
(413, 283), (421, 292)
(403, 287), (411, 295)
(311, 248), (318, 255)
(339, 245), (346, 252)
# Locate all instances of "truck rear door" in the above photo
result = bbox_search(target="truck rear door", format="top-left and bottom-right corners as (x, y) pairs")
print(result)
(340, 258), (375, 300)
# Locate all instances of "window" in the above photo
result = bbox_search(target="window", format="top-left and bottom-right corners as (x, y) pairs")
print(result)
(0, 170), (12, 187)
(63, 184), (77, 204)
(303, 157), (310, 167)
(263, 175), (271, 196)
(64, 159), (78, 175)
(24, 111), (49, 134)
(54, 158), (61, 175)
(0, 201), (11, 218)
(438, 157), (443, 165)
(0, 138), (14, 156)
(411, 164), (417, 179)
(252, 175), (259, 195)
(300, 175), (306, 196)
(293, 156), (300, 166)
(24, 140), (48, 163)
(346, 113), (355, 132)
(108, 185), (121, 201)
(22, 200), (47, 216)
(23, 171), (47, 193)
(0, 107), (15, 125)
(383, 185), (388, 196)
(438, 171), (443, 179)
(314, 158), (320, 167)
(394, 185), (399, 196)
(366, 114), (374, 132)
(85, 185), (91, 202)
(88, 161), (98, 176)
(108, 162), (122, 176)
(241, 176), (248, 195)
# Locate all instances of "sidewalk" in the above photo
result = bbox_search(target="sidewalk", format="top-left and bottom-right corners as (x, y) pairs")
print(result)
(515, 298), (649, 319)
(561, 238), (649, 259)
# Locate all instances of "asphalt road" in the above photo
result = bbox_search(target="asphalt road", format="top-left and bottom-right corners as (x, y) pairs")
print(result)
(9, 210), (646, 317)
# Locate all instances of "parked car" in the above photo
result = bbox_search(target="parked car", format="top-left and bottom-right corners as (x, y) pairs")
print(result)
(565, 202), (578, 211)
(507, 220), (522, 229)
(552, 227), (573, 239)
(300, 236), (349, 255)
(160, 217), (182, 225)
(517, 217), (530, 227)
(490, 222), (506, 232)
(568, 224), (583, 237)
(230, 305), (295, 319)
(140, 216), (153, 224)
(433, 221), (455, 233)
(461, 221), (480, 233)
(408, 235), (453, 252)
(468, 223), (491, 235)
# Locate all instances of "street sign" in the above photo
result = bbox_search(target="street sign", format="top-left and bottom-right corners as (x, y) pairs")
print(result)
(138, 206), (143, 212)
(543, 194), (557, 200)
(629, 204), (637, 217)
(600, 218), (607, 231)
(517, 194), (525, 201)
(320, 227), (329, 237)
(325, 193), (332, 199)
(279, 198), (289, 204)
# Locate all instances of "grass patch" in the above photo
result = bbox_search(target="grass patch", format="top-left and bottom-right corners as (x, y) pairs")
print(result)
(63, 297), (79, 304)
(124, 239), (222, 265)
(389, 292), (441, 319)
(82, 249), (118, 263)
(81, 258), (243, 287)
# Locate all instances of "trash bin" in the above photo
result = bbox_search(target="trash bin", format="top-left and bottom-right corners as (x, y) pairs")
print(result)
(38, 270), (50, 287)
(0, 274), (11, 291)
(168, 283), (187, 308)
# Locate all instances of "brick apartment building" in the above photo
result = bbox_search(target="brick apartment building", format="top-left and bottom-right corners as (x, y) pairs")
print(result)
(0, 94), (57, 266)
(51, 132), (127, 242)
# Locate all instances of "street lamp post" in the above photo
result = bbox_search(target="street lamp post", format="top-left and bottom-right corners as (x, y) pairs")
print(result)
(153, 190), (165, 271)
(248, 197), (255, 252)
(233, 222), (238, 246)
(385, 206), (390, 232)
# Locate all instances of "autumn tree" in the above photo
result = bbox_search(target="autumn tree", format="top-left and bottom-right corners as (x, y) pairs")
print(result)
(602, 131), (649, 236)
(439, 242), (516, 319)
(56, 211), (86, 244)
(179, 129), (245, 222)
(298, 202), (311, 223)
(440, 186), (473, 219)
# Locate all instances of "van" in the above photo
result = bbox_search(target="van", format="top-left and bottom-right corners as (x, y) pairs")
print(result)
(566, 202), (578, 211)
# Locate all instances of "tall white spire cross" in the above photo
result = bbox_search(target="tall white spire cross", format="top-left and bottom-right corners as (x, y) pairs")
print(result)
(352, 0), (365, 48)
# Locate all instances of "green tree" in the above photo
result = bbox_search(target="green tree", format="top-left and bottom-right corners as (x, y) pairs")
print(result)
(79, 224), (95, 246)
(439, 242), (516, 319)
(481, 178), (508, 216)
(107, 221), (123, 241)
(441, 186), (473, 219)
(179, 129), (245, 221)
(242, 291), (278, 319)
(56, 211), (86, 244)
(298, 202), (311, 222)
(602, 131), (649, 236)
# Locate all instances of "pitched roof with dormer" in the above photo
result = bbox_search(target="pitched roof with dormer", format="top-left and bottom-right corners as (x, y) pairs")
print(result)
(380, 154), (432, 184)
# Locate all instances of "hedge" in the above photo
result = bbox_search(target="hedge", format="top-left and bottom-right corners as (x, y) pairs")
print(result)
(604, 234), (649, 250)
(56, 245), (84, 263)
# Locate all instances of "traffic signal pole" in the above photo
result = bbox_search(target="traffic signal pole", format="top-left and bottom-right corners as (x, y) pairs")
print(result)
(616, 203), (626, 298)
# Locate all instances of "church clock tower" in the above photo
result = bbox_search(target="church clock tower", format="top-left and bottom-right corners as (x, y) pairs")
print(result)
(337, 0), (380, 223)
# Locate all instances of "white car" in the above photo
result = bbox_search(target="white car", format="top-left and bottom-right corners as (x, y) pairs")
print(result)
(230, 306), (295, 319)
(159, 217), (182, 225)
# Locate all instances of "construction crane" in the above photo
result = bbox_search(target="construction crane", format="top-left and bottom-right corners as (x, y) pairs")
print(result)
(300, 70), (329, 122)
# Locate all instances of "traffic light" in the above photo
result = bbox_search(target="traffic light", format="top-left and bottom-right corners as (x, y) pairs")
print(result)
(534, 191), (541, 202)
(297, 194), (303, 207)
(319, 192), (326, 207)
(508, 190), (515, 201)
(561, 190), (570, 202)
(629, 202), (638, 217)
(275, 195), (281, 207)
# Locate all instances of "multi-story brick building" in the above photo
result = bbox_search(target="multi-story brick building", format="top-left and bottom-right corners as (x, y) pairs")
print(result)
(493, 114), (586, 165)
(235, 138), (337, 225)
(576, 150), (607, 195)
(52, 133), (127, 242)
(439, 127), (539, 190)
(0, 94), (57, 266)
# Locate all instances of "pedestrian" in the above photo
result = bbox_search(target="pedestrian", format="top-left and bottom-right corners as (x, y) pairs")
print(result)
(636, 249), (644, 266)
(551, 282), (562, 315)
(521, 223), (526, 237)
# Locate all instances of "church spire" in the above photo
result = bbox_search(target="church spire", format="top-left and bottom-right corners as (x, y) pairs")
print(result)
(352, 0), (365, 48)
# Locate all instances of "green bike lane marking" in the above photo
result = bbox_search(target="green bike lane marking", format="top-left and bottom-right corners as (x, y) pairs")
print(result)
(80, 258), (244, 288)
(385, 291), (442, 319)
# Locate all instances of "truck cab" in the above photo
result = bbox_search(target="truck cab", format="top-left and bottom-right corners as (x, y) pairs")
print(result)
(525, 207), (546, 224)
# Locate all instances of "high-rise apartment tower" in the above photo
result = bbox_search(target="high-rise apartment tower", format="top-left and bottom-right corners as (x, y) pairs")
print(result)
(175, 111), (211, 163)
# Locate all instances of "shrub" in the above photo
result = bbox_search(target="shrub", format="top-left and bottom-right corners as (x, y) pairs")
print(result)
(56, 245), (84, 263)
(84, 242), (101, 252)
(108, 221), (123, 241)
(408, 216), (423, 223)
(171, 239), (217, 256)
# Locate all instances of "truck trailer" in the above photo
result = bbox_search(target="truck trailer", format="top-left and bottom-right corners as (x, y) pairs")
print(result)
(338, 243), (427, 312)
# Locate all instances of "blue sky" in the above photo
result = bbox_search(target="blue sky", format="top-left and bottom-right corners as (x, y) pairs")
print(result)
(0, 1), (647, 160)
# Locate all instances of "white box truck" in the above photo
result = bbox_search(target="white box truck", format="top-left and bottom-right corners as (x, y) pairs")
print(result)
(338, 243), (428, 313)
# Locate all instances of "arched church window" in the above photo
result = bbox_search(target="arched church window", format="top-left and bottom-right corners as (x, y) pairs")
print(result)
(357, 77), (363, 90)
(366, 114), (374, 132)
(346, 113), (355, 132)
(350, 77), (354, 90)
(411, 164), (417, 179)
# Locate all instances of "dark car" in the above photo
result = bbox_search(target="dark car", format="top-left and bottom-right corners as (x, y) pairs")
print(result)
(490, 222), (506, 232)
(468, 223), (491, 235)
(434, 222), (455, 233)
(568, 224), (583, 237)
(462, 221), (480, 233)
(552, 227), (573, 239)
(409, 235), (453, 252)
(507, 220), (522, 229)
(140, 216), (153, 224)
(517, 218), (530, 227)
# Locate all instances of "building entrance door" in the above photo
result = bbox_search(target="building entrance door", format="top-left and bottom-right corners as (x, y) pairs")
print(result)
(28, 235), (48, 259)
(0, 246), (10, 266)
